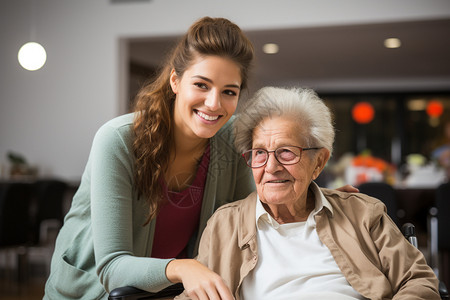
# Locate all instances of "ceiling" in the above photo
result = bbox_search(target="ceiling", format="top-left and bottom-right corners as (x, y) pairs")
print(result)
(129, 18), (450, 94)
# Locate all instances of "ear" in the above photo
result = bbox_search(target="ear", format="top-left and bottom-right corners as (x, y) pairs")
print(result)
(312, 148), (330, 180)
(169, 69), (179, 94)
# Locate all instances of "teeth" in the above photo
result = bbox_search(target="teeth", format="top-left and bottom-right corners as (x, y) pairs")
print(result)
(270, 180), (286, 183)
(197, 111), (219, 121)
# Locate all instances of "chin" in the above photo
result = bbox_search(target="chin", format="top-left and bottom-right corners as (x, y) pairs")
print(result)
(262, 187), (297, 202)
(195, 123), (225, 139)
(261, 194), (287, 205)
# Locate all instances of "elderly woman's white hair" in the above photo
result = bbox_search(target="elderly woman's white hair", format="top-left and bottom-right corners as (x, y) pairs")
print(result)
(234, 86), (335, 156)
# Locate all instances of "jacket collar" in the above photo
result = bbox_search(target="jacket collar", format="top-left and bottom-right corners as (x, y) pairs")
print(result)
(237, 192), (258, 249)
(236, 182), (334, 248)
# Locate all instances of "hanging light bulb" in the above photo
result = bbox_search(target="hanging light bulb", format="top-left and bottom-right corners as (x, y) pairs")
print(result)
(18, 0), (47, 71)
(18, 42), (47, 71)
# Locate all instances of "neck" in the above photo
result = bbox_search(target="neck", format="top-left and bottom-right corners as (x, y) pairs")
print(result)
(263, 192), (315, 224)
(172, 125), (209, 157)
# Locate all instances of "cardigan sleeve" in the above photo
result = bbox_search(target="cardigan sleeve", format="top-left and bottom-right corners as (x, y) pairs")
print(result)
(89, 121), (173, 293)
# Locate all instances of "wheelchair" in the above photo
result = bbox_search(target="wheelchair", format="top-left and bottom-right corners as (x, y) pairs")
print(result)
(108, 223), (448, 299)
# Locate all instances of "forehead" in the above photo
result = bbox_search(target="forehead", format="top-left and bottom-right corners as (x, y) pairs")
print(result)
(252, 115), (305, 146)
(185, 55), (241, 77)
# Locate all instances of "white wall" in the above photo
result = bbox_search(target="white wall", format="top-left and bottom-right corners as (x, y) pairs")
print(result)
(1, 0), (450, 181)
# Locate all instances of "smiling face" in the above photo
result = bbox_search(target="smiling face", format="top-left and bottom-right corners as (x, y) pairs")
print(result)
(251, 115), (329, 213)
(170, 55), (241, 141)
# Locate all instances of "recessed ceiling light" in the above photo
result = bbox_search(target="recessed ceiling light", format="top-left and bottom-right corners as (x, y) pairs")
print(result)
(384, 38), (401, 49)
(262, 43), (279, 54)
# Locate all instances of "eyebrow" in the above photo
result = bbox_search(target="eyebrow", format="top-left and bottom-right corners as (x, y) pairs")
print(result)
(192, 75), (241, 90)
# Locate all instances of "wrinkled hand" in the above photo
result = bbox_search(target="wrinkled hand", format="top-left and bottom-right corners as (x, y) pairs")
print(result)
(167, 259), (234, 300)
(336, 184), (359, 193)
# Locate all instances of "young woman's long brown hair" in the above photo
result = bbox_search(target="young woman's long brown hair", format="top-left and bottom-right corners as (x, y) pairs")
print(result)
(132, 17), (254, 223)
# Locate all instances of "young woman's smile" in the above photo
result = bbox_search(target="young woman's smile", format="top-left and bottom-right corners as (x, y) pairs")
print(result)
(170, 55), (241, 141)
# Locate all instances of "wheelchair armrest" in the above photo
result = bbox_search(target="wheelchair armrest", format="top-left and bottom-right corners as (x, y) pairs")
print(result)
(109, 286), (150, 300)
(108, 283), (184, 300)
(440, 280), (449, 299)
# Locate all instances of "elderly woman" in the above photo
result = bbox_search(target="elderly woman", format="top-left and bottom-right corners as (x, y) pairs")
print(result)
(176, 87), (440, 300)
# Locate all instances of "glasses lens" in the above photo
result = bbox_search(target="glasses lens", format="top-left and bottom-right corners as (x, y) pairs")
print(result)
(252, 149), (268, 167)
(275, 147), (301, 164)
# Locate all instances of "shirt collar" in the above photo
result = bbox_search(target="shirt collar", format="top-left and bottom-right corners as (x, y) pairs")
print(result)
(255, 181), (333, 230)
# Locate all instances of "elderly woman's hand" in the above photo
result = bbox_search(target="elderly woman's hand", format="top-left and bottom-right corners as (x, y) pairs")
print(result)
(166, 259), (235, 300)
(336, 184), (359, 193)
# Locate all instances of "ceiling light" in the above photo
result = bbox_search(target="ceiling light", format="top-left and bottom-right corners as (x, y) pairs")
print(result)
(18, 0), (47, 71)
(263, 43), (279, 54)
(407, 99), (427, 111)
(384, 38), (401, 49)
(18, 42), (47, 71)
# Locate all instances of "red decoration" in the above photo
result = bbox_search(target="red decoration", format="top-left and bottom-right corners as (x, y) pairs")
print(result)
(426, 100), (443, 117)
(352, 102), (375, 124)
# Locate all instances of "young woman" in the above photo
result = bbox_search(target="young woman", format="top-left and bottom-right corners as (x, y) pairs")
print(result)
(44, 17), (355, 300)
(44, 17), (254, 300)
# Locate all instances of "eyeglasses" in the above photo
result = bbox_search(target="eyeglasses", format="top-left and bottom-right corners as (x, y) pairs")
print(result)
(242, 146), (322, 168)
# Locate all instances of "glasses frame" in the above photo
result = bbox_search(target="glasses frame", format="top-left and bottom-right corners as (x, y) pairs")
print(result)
(242, 146), (323, 168)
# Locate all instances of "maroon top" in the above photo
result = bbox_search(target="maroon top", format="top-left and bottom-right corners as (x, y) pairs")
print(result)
(151, 144), (210, 259)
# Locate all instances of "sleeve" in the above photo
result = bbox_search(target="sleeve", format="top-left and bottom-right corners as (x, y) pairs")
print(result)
(370, 202), (440, 300)
(173, 216), (216, 300)
(89, 123), (173, 293)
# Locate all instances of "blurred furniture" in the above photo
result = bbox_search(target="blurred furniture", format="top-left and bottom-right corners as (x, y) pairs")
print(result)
(31, 179), (68, 244)
(357, 182), (400, 226)
(429, 182), (450, 290)
(0, 182), (34, 282)
(26, 179), (68, 277)
(0, 179), (69, 281)
(395, 187), (435, 230)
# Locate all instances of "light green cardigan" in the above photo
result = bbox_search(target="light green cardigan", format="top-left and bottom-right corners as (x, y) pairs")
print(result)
(44, 113), (255, 300)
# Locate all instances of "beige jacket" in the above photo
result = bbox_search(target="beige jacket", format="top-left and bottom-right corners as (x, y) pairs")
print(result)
(177, 188), (439, 300)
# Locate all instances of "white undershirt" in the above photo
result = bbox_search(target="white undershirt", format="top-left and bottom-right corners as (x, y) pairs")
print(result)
(240, 184), (365, 300)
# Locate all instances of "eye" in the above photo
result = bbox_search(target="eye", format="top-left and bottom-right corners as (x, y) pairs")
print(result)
(254, 149), (267, 158)
(223, 89), (238, 97)
(194, 82), (208, 89)
(254, 149), (266, 156)
(277, 148), (297, 161)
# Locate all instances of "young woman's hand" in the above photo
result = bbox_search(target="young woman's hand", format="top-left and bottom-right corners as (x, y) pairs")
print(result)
(336, 184), (359, 193)
(166, 259), (234, 300)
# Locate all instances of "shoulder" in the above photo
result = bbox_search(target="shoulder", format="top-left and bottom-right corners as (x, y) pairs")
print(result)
(208, 192), (256, 222)
(97, 113), (134, 134)
(93, 113), (134, 145)
(321, 188), (386, 218)
(90, 113), (135, 159)
(210, 116), (242, 163)
(213, 116), (236, 141)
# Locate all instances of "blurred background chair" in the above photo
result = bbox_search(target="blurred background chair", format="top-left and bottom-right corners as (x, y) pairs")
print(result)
(0, 182), (34, 282)
(30, 179), (68, 245)
(429, 182), (450, 291)
(27, 179), (68, 277)
(357, 181), (400, 226)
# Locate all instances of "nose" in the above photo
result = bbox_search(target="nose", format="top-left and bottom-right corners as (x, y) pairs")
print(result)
(264, 152), (283, 173)
(204, 89), (221, 110)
